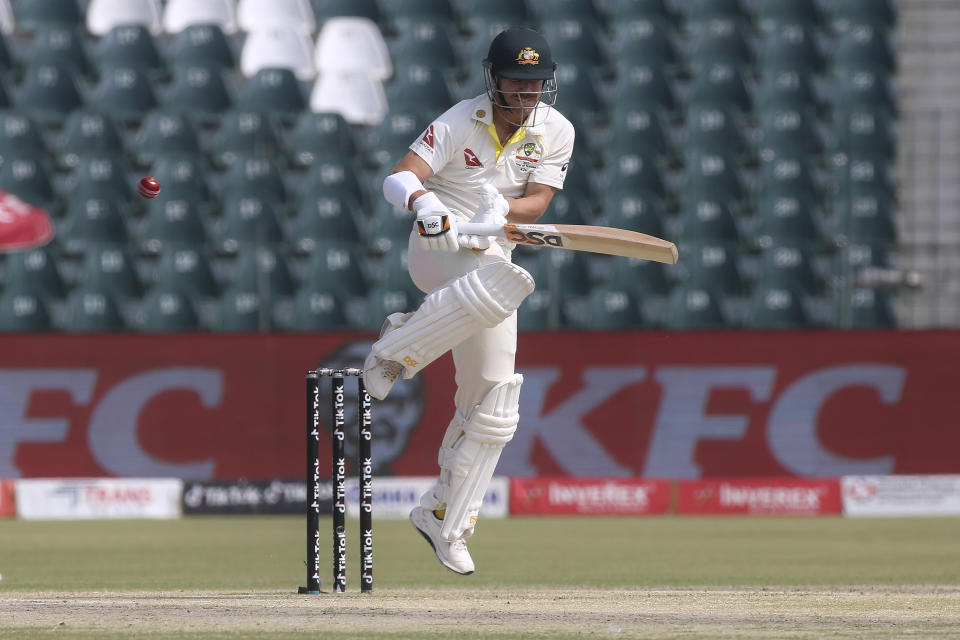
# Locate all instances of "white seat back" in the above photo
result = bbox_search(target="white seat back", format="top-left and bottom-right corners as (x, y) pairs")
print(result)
(310, 73), (387, 126)
(237, 0), (315, 33)
(163, 0), (238, 35)
(314, 17), (392, 82)
(87, 0), (163, 36)
(241, 27), (316, 80)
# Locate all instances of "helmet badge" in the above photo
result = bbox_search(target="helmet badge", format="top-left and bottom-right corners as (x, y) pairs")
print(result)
(516, 47), (540, 65)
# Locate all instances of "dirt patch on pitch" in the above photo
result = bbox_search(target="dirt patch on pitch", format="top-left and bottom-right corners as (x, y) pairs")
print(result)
(2, 586), (959, 639)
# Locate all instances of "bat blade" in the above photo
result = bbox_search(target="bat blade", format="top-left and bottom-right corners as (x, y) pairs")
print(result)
(459, 222), (679, 264)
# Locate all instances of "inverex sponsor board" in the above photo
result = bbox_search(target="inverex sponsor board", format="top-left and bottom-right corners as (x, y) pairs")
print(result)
(677, 478), (842, 515)
(16, 478), (183, 520)
(842, 475), (960, 516)
(345, 476), (509, 520)
(510, 478), (670, 515)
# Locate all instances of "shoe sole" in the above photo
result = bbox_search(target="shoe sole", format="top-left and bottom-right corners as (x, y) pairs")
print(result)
(410, 512), (474, 576)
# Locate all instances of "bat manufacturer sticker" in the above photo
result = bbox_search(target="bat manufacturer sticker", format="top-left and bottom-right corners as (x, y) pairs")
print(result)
(504, 224), (563, 247)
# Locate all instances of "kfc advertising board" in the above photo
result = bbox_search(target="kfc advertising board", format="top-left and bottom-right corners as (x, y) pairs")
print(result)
(0, 331), (957, 480)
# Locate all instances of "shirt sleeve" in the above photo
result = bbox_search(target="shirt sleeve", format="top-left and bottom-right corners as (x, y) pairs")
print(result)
(528, 119), (575, 190)
(409, 105), (461, 175)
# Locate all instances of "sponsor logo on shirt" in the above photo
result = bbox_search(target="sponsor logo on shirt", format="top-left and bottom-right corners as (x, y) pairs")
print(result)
(421, 124), (435, 149)
(464, 148), (483, 168)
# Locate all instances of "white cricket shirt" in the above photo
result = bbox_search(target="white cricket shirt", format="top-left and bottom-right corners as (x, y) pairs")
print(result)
(409, 94), (575, 220)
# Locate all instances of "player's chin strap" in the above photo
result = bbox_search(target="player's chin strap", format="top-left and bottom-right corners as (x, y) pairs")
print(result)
(434, 374), (523, 542)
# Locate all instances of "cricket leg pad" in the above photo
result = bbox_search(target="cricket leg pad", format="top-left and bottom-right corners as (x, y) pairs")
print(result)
(371, 261), (533, 378)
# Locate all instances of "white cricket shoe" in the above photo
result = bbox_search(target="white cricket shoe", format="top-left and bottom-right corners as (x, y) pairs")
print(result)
(362, 312), (410, 400)
(409, 506), (475, 575)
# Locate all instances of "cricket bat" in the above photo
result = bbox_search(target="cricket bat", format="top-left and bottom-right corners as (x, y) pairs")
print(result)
(458, 221), (679, 264)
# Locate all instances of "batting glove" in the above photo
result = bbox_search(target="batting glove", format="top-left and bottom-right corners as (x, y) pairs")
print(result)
(414, 192), (460, 252)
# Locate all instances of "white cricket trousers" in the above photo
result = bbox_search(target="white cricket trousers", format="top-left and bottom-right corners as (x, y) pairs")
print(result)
(405, 230), (518, 415)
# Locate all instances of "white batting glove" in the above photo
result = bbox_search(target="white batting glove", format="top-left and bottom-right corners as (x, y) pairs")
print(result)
(460, 184), (509, 251)
(413, 192), (460, 252)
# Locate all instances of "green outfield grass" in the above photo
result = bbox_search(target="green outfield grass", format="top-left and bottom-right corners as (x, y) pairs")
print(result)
(1, 515), (958, 639)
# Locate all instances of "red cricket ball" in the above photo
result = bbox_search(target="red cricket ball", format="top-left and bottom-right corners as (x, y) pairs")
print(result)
(138, 176), (161, 199)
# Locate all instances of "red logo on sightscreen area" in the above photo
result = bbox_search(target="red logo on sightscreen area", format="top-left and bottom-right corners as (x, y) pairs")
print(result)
(464, 148), (483, 167)
(421, 124), (435, 149)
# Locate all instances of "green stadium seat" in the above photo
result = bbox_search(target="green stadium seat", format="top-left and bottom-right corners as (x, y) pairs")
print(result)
(832, 65), (895, 114)
(216, 194), (285, 253)
(603, 256), (671, 298)
(29, 26), (95, 78)
(286, 285), (347, 331)
(665, 284), (730, 330)
(757, 152), (817, 201)
(0, 110), (48, 163)
(163, 64), (232, 127)
(94, 25), (165, 76)
(388, 20), (459, 69)
(15, 62), (84, 126)
(228, 248), (296, 298)
(220, 156), (287, 205)
(79, 246), (143, 300)
(58, 196), (129, 255)
(831, 185), (897, 247)
(358, 285), (421, 331)
(64, 287), (127, 333)
(147, 152), (213, 208)
(153, 247), (219, 298)
(287, 111), (357, 169)
(612, 63), (677, 112)
(310, 0), (381, 23)
(132, 111), (202, 169)
(0, 31), (11, 75)
(686, 61), (751, 112)
(608, 0), (673, 22)
(89, 65), (159, 126)
(608, 104), (671, 158)
(517, 288), (562, 331)
(140, 196), (211, 253)
(302, 241), (368, 298)
(610, 17), (678, 69)
(682, 0), (745, 26)
(365, 109), (429, 169)
(2, 245), (65, 298)
(234, 68), (306, 126)
(830, 105), (896, 159)
(0, 290), (53, 332)
(833, 244), (891, 280)
(56, 110), (125, 170)
(832, 287), (896, 328)
(68, 153), (134, 205)
(211, 110), (282, 168)
(139, 286), (201, 332)
(678, 198), (740, 245)
(603, 148), (666, 199)
(0, 156), (56, 212)
(682, 149), (747, 212)
(753, 0), (821, 35)
(680, 242), (745, 296)
(683, 103), (746, 156)
(597, 189), (666, 236)
(553, 65), (606, 124)
(757, 23), (824, 75)
(14, 0), (84, 33)
(756, 245), (824, 296)
(300, 156), (368, 211)
(290, 192), (363, 254)
(214, 287), (263, 331)
(826, 0), (896, 34)
(756, 104), (822, 161)
(386, 63), (455, 115)
(746, 284), (813, 329)
(574, 286), (647, 330)
(377, 0), (456, 34)
(833, 24), (895, 73)
(754, 65), (819, 112)
(166, 24), (236, 70)
(831, 153), (895, 215)
(458, 0), (528, 38)
(688, 17), (753, 70)
(535, 250), (593, 298)
(545, 189), (593, 226)
(753, 190), (825, 249)
(365, 201), (413, 255)
(541, 19), (609, 72)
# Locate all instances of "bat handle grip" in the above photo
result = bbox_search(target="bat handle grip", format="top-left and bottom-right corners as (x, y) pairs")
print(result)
(478, 183), (499, 211)
(458, 222), (504, 237)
